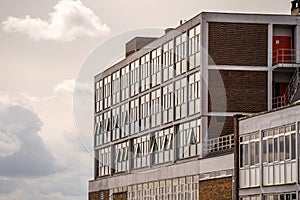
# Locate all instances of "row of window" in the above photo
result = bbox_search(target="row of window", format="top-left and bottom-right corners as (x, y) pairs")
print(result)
(95, 25), (201, 112)
(239, 123), (298, 188)
(241, 192), (297, 200)
(240, 123), (296, 168)
(95, 73), (201, 146)
(97, 122), (201, 177)
(127, 175), (199, 200)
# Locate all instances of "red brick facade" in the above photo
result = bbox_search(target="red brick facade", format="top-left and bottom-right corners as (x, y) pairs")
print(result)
(208, 22), (268, 66)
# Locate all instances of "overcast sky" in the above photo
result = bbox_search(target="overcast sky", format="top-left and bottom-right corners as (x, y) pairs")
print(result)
(0, 0), (291, 199)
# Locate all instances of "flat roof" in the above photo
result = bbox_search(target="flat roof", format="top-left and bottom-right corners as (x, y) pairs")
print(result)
(239, 100), (300, 121)
(94, 11), (300, 81)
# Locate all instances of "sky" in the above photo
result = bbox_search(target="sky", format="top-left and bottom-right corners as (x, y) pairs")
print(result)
(0, 0), (291, 199)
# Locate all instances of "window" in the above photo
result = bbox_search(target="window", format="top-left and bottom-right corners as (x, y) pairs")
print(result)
(95, 114), (103, 146)
(130, 98), (139, 134)
(95, 111), (111, 146)
(127, 176), (198, 200)
(150, 48), (162, 87)
(291, 133), (296, 159)
(188, 25), (201, 70)
(188, 72), (201, 115)
(120, 103), (129, 138)
(140, 54), (151, 92)
(263, 192), (296, 200)
(114, 141), (129, 173)
(177, 119), (201, 159)
(162, 84), (173, 124)
(112, 71), (120, 105)
(262, 123), (297, 186)
(150, 89), (161, 128)
(120, 65), (129, 101)
(132, 135), (150, 169)
(95, 80), (103, 113)
(239, 132), (259, 167)
(98, 147), (111, 176)
(262, 124), (296, 164)
(103, 76), (111, 109)
(130, 60), (140, 97)
(174, 78), (187, 120)
(240, 195), (261, 200)
(111, 107), (120, 141)
(175, 33), (187, 76)
(152, 127), (174, 164)
(140, 94), (150, 131)
(162, 40), (174, 82)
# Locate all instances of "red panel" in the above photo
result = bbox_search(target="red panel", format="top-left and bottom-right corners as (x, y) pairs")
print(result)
(279, 82), (289, 97)
(273, 36), (292, 64)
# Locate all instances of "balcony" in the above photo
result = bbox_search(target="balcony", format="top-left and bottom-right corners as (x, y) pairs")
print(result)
(203, 134), (234, 156)
(272, 48), (300, 68)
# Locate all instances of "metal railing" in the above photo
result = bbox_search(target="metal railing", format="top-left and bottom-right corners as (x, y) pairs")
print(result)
(204, 134), (234, 153)
(272, 48), (300, 66)
(272, 67), (300, 109)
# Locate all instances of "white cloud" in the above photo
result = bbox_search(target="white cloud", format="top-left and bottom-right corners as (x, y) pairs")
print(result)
(54, 79), (75, 94)
(1, 0), (110, 42)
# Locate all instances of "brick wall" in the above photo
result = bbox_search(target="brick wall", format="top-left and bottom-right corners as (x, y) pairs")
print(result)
(208, 70), (268, 113)
(88, 190), (109, 200)
(89, 191), (100, 200)
(199, 177), (232, 200)
(208, 116), (234, 139)
(113, 192), (127, 200)
(233, 115), (245, 200)
(208, 22), (268, 66)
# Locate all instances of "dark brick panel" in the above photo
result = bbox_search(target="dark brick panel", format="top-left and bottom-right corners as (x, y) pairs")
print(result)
(199, 177), (232, 200)
(208, 22), (268, 66)
(208, 116), (234, 139)
(89, 190), (109, 200)
(113, 192), (127, 200)
(89, 191), (100, 200)
(208, 70), (268, 113)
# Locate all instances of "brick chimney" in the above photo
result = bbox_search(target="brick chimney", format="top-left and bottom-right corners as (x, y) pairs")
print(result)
(291, 0), (300, 16)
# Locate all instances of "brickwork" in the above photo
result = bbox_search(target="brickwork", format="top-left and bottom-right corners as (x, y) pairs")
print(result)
(113, 192), (127, 200)
(208, 116), (234, 139)
(199, 177), (232, 200)
(233, 115), (244, 200)
(208, 22), (268, 66)
(208, 70), (268, 113)
(89, 191), (100, 200)
(88, 190), (109, 200)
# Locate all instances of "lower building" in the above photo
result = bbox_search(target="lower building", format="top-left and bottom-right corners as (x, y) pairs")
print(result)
(237, 102), (300, 200)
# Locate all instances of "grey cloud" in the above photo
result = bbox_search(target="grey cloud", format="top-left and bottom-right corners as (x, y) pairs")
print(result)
(0, 104), (61, 177)
(0, 178), (23, 194)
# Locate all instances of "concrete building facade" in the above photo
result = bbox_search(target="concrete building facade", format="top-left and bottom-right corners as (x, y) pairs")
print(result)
(238, 103), (300, 200)
(89, 11), (300, 200)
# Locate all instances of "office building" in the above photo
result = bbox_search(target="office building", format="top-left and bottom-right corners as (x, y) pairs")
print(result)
(89, 9), (300, 200)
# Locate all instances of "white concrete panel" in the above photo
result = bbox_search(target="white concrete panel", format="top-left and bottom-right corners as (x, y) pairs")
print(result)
(263, 166), (268, 185)
(239, 104), (300, 134)
(89, 154), (233, 191)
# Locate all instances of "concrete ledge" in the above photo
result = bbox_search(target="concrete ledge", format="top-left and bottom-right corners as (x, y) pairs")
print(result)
(89, 153), (233, 192)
